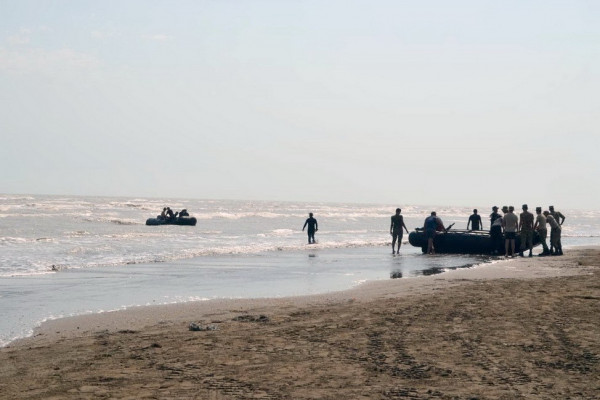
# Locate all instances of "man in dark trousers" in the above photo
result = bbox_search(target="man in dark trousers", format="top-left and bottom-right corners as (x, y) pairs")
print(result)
(519, 204), (535, 257)
(549, 205), (565, 254)
(489, 206), (503, 254)
(302, 213), (318, 244)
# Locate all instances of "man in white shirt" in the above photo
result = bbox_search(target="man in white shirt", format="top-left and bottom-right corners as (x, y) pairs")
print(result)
(502, 205), (519, 257)
(534, 207), (550, 256)
(544, 211), (563, 256)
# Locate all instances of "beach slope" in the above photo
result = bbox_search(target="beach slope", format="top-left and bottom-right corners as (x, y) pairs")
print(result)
(1, 249), (599, 399)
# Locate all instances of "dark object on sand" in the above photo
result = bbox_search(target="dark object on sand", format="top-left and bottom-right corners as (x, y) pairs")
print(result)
(232, 315), (270, 323)
(145, 216), (197, 226)
(189, 322), (218, 331)
(408, 227), (541, 254)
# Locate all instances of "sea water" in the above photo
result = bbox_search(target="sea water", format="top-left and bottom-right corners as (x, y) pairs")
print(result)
(1, 195), (599, 346)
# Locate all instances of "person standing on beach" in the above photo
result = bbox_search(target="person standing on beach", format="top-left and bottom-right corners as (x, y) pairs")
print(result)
(489, 206), (503, 255)
(467, 209), (483, 230)
(545, 211), (563, 255)
(519, 204), (535, 257)
(302, 213), (318, 244)
(549, 206), (566, 226)
(390, 208), (409, 254)
(534, 207), (550, 256)
(549, 205), (565, 254)
(502, 206), (519, 257)
(424, 212), (439, 255)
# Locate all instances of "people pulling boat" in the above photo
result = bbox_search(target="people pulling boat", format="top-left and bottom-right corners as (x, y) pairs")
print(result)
(545, 211), (563, 256)
(423, 211), (445, 255)
(502, 206), (519, 257)
(409, 204), (541, 255)
(534, 207), (551, 256)
(519, 204), (535, 257)
(548, 206), (565, 254)
(490, 210), (504, 254)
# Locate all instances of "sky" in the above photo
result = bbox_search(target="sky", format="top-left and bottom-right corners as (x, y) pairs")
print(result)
(1, 0), (599, 209)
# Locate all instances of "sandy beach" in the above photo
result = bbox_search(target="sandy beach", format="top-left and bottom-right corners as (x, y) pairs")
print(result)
(1, 248), (599, 399)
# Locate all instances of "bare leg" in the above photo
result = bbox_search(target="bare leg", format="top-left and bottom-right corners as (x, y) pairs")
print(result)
(427, 238), (435, 254)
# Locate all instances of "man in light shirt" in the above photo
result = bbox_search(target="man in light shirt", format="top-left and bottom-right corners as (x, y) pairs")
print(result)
(549, 205), (565, 254)
(534, 207), (550, 256)
(544, 211), (563, 256)
(502, 205), (519, 257)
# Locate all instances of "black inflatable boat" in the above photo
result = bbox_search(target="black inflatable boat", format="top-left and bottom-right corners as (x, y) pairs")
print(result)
(145, 216), (197, 226)
(408, 227), (541, 254)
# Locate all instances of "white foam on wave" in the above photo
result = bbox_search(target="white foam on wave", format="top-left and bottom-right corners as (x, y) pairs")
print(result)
(1, 238), (391, 276)
(195, 211), (287, 220)
(0, 268), (57, 278)
(0, 236), (30, 244)
(78, 215), (142, 225)
(269, 229), (295, 236)
(2, 195), (600, 280)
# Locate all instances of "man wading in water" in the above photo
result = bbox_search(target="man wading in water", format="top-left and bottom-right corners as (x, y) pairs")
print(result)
(390, 208), (409, 254)
(302, 213), (318, 244)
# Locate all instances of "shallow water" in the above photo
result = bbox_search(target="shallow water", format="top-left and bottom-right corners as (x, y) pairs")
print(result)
(1, 195), (599, 346)
(0, 246), (489, 347)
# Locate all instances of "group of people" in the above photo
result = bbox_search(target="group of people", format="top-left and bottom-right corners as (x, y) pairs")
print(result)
(307, 205), (565, 257)
(390, 205), (565, 257)
(158, 207), (190, 221)
(487, 205), (565, 257)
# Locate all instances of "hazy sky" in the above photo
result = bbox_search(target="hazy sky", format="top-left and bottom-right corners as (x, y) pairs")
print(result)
(1, 1), (599, 208)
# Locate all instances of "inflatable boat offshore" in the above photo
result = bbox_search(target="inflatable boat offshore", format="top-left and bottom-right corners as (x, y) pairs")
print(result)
(408, 227), (541, 254)
(145, 216), (197, 226)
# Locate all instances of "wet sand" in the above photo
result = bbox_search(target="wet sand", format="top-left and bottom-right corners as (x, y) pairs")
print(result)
(1, 248), (599, 399)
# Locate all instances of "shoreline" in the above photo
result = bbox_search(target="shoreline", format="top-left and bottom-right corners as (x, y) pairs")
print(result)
(0, 244), (485, 348)
(2, 247), (599, 399)
(9, 247), (595, 348)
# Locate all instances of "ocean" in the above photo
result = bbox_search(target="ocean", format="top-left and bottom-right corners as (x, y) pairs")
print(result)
(1, 194), (599, 346)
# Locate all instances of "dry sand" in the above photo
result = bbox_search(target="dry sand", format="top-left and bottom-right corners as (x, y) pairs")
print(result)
(1, 248), (599, 399)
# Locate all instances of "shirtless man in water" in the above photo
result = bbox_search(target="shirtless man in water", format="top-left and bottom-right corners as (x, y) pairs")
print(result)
(390, 208), (409, 254)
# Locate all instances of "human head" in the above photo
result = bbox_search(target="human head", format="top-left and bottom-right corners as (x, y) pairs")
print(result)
(502, 206), (508, 213)
(431, 211), (436, 216)
(549, 205), (555, 211)
(473, 209), (478, 214)
(535, 207), (542, 214)
(508, 206), (514, 212)
(163, 207), (167, 211)
(492, 206), (498, 211)
(309, 212), (313, 217)
(543, 211), (550, 216)
(522, 204), (528, 211)
(396, 208), (401, 214)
